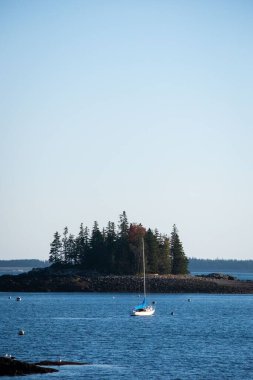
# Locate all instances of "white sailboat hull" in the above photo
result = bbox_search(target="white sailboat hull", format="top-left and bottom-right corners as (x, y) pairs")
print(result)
(131, 307), (155, 317)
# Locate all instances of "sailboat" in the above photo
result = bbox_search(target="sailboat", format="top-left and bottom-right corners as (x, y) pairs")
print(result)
(131, 238), (155, 316)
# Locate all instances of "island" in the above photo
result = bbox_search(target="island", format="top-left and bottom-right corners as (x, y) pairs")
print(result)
(0, 266), (252, 293)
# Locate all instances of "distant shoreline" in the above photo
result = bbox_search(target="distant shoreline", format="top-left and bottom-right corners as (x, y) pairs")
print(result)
(1, 258), (253, 272)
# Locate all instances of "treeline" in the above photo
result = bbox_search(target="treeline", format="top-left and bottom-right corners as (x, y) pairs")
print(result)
(189, 258), (253, 273)
(0, 260), (49, 268)
(49, 211), (188, 275)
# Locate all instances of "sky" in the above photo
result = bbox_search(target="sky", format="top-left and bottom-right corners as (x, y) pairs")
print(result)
(0, 0), (253, 261)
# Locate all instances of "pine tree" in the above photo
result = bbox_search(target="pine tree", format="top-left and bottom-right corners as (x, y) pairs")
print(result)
(105, 221), (117, 273)
(128, 223), (146, 274)
(158, 235), (172, 274)
(65, 234), (76, 264)
(49, 232), (62, 264)
(118, 211), (129, 239)
(76, 223), (90, 266)
(171, 225), (188, 274)
(62, 226), (69, 264)
(115, 212), (131, 274)
(89, 221), (105, 272)
(145, 229), (159, 274)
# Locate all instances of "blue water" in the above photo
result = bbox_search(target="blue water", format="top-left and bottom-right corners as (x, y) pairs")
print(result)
(0, 268), (34, 276)
(1, 292), (253, 379)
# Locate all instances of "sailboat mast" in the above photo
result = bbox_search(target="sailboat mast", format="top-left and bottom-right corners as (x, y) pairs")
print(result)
(142, 237), (146, 299)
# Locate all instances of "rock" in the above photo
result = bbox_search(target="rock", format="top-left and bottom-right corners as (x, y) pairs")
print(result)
(202, 273), (236, 280)
(0, 357), (58, 376)
(35, 360), (88, 366)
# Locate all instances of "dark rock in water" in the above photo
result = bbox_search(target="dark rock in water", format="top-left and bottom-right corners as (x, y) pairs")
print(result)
(35, 360), (88, 366)
(202, 273), (236, 280)
(0, 357), (58, 376)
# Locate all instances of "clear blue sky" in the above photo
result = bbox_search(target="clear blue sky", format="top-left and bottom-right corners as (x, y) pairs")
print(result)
(1, 0), (252, 260)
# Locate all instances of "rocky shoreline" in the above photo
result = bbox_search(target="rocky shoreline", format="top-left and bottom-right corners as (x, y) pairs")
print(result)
(0, 357), (58, 376)
(0, 267), (252, 293)
(0, 357), (88, 377)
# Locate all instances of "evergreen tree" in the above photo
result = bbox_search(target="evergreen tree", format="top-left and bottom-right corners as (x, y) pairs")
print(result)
(62, 226), (69, 264)
(105, 221), (117, 273)
(145, 229), (159, 273)
(171, 225), (188, 274)
(83, 226), (90, 265)
(49, 232), (62, 264)
(65, 234), (76, 264)
(115, 211), (131, 274)
(118, 211), (129, 239)
(128, 223), (146, 274)
(89, 221), (105, 271)
(76, 224), (90, 266)
(158, 235), (172, 274)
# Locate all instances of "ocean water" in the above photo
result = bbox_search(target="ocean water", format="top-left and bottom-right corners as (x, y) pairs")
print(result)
(0, 292), (253, 380)
(0, 268), (31, 276)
